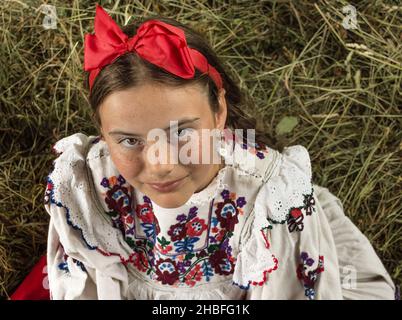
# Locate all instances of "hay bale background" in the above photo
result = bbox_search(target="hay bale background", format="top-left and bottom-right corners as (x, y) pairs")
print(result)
(0, 0), (400, 298)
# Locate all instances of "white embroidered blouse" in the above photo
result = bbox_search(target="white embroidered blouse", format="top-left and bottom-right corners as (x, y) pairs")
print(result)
(44, 133), (396, 300)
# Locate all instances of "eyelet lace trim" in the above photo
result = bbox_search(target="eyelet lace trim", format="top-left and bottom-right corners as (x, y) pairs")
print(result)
(232, 254), (279, 290)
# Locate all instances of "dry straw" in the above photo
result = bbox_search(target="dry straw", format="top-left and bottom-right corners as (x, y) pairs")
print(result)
(0, 0), (400, 298)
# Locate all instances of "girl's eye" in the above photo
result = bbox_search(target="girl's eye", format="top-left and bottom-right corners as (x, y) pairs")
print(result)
(119, 138), (143, 148)
(174, 128), (195, 140)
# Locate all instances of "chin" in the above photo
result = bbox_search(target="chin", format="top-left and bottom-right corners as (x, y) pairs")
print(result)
(147, 188), (193, 208)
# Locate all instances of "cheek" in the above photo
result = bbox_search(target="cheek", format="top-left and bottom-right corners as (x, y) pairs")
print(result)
(109, 147), (143, 180)
(180, 129), (219, 164)
(198, 131), (220, 164)
(186, 163), (214, 186)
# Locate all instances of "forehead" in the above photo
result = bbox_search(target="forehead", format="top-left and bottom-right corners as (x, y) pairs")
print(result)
(99, 83), (211, 131)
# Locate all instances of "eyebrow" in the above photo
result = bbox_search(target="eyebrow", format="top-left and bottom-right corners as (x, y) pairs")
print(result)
(108, 117), (200, 137)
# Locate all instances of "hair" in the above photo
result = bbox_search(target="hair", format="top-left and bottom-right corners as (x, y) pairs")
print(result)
(84, 15), (274, 148)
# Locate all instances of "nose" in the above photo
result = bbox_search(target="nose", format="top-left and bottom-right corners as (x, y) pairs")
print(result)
(143, 139), (176, 179)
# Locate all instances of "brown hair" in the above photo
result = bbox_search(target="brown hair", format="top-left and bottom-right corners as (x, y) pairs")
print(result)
(84, 15), (273, 148)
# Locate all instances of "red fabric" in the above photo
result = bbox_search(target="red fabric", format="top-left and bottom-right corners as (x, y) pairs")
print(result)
(10, 254), (50, 300)
(84, 4), (223, 91)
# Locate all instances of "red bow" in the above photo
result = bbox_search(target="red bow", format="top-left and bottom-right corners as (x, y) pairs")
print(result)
(84, 4), (223, 91)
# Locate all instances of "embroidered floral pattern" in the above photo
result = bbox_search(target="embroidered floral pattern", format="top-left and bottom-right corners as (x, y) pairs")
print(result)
(296, 252), (324, 300)
(303, 193), (316, 216)
(44, 181), (53, 205)
(100, 175), (132, 233)
(240, 141), (267, 159)
(155, 258), (180, 285)
(136, 196), (161, 243)
(287, 207), (304, 232)
(168, 222), (188, 241)
(287, 191), (316, 233)
(209, 246), (235, 275)
(99, 176), (248, 287)
(186, 217), (208, 237)
(267, 188), (316, 234)
(222, 128), (268, 159)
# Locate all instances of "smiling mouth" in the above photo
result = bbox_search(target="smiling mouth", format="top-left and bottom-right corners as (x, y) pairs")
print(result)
(146, 176), (188, 193)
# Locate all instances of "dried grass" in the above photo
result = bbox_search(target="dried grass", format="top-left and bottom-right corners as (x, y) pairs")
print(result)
(0, 0), (401, 298)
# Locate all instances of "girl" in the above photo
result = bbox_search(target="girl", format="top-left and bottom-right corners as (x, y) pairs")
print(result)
(44, 4), (395, 300)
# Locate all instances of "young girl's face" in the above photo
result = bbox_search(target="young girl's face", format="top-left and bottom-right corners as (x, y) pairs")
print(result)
(99, 82), (227, 208)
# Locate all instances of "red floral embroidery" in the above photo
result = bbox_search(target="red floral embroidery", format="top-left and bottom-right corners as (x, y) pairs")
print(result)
(156, 243), (173, 254)
(290, 208), (302, 219)
(287, 191), (316, 233)
(155, 258), (180, 285)
(105, 184), (132, 215)
(136, 202), (154, 223)
(209, 249), (234, 275)
(184, 264), (202, 287)
(186, 217), (207, 237)
(296, 252), (324, 300)
(168, 222), (188, 241)
(215, 199), (239, 232)
(132, 250), (149, 272)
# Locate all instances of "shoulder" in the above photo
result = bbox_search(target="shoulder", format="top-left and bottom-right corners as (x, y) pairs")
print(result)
(232, 144), (315, 288)
(45, 132), (104, 214)
(45, 133), (95, 208)
(46, 132), (111, 187)
(272, 144), (312, 187)
(44, 133), (100, 237)
(46, 133), (102, 182)
(51, 132), (100, 158)
(279, 144), (311, 178)
(44, 132), (124, 252)
(254, 144), (313, 225)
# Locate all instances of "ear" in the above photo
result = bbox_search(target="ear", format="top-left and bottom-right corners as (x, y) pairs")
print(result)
(214, 88), (227, 130)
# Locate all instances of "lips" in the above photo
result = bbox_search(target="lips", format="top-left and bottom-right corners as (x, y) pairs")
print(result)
(147, 176), (188, 193)
(149, 178), (184, 187)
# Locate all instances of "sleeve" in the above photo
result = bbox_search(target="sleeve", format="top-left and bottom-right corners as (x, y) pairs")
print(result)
(43, 134), (130, 300)
(46, 208), (98, 300)
(46, 211), (129, 300)
(242, 145), (395, 300)
(314, 185), (396, 300)
(238, 145), (322, 299)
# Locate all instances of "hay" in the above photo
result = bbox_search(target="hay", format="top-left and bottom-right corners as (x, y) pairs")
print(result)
(0, 0), (400, 298)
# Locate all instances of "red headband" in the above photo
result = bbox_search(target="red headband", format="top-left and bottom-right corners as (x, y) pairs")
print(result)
(84, 4), (223, 92)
